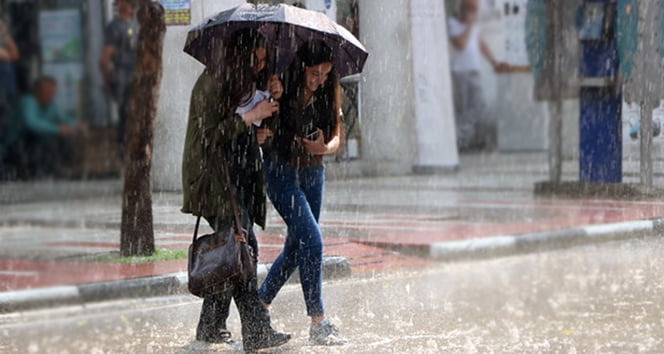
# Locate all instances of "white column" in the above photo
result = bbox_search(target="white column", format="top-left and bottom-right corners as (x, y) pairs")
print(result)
(357, 0), (418, 175)
(409, 0), (459, 172)
(305, 0), (337, 21)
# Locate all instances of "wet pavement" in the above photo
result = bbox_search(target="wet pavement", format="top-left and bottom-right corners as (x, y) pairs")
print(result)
(2, 236), (663, 352)
(1, 152), (664, 305)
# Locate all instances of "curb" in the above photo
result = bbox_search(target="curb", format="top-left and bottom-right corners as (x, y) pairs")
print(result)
(0, 256), (351, 314)
(430, 219), (663, 260)
(2, 218), (661, 313)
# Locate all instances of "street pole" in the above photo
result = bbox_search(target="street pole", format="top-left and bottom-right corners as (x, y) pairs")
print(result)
(120, 1), (165, 257)
(547, 1), (564, 184)
(639, 100), (654, 193)
(631, 2), (661, 195)
(548, 99), (563, 183)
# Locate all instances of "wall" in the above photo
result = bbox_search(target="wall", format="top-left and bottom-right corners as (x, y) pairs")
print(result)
(478, 0), (580, 157)
(152, 0), (245, 191)
(304, 0), (337, 20)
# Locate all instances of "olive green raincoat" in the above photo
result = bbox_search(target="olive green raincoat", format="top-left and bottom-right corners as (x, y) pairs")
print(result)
(181, 71), (266, 228)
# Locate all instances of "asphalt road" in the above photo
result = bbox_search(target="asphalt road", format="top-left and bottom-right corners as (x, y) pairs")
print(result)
(2, 236), (664, 353)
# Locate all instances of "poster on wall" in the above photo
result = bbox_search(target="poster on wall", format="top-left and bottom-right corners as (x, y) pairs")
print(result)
(39, 9), (82, 62)
(39, 9), (84, 118)
(158, 0), (191, 26)
(42, 62), (85, 117)
(336, 0), (359, 37)
(503, 0), (529, 66)
(622, 100), (664, 151)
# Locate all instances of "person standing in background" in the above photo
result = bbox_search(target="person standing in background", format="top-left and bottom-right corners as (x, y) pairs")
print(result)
(99, 0), (138, 160)
(0, 19), (20, 179)
(448, 0), (506, 151)
(0, 19), (19, 107)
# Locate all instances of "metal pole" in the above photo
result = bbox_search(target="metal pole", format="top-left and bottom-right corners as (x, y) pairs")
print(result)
(640, 100), (654, 192)
(548, 99), (563, 183)
(548, 2), (563, 184)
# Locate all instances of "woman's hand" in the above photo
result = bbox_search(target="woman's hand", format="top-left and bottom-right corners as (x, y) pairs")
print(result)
(302, 128), (332, 155)
(256, 127), (273, 145)
(241, 98), (279, 126)
(267, 74), (284, 100)
(0, 47), (9, 61)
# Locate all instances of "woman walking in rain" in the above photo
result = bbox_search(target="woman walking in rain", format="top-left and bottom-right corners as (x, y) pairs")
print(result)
(258, 40), (346, 346)
(181, 28), (290, 351)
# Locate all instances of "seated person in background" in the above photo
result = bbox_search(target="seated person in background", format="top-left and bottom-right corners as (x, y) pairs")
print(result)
(11, 76), (84, 178)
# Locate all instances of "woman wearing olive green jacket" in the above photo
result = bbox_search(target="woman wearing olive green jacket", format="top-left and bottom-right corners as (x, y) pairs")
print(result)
(180, 29), (289, 351)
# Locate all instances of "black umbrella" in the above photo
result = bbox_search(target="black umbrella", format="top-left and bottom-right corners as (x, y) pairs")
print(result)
(183, 3), (368, 77)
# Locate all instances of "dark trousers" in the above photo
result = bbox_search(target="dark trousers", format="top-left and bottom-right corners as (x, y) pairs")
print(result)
(196, 214), (271, 340)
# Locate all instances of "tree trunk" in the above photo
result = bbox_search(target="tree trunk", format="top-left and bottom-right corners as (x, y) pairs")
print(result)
(120, 1), (165, 257)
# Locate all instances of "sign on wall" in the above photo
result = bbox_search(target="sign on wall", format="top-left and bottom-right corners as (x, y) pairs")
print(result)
(39, 9), (82, 62)
(158, 0), (191, 26)
(622, 101), (664, 146)
(503, 0), (528, 66)
(39, 9), (84, 117)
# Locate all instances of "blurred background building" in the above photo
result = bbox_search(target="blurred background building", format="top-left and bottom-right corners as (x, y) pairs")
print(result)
(7, 0), (656, 188)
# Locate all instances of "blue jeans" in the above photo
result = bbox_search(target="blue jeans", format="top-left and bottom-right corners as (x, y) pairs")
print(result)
(258, 159), (325, 316)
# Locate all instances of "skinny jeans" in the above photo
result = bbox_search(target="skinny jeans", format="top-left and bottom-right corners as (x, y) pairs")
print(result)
(258, 159), (325, 317)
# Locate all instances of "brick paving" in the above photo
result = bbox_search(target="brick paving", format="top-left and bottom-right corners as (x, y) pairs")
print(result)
(2, 152), (664, 296)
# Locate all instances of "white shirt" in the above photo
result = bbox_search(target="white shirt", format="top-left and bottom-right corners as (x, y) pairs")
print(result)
(447, 17), (482, 72)
(235, 90), (271, 127)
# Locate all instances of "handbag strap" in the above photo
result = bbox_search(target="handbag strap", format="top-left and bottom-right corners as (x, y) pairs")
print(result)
(219, 148), (245, 239)
(192, 127), (245, 243)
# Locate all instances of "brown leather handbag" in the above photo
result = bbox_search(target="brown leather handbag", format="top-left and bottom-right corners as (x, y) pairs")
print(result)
(187, 137), (256, 297)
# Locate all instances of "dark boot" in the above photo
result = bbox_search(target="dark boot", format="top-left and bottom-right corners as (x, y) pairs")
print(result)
(243, 328), (291, 352)
(196, 328), (232, 344)
(196, 291), (233, 343)
(235, 278), (290, 351)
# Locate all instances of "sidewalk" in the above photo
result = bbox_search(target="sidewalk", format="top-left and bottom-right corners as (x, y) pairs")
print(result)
(2, 152), (664, 312)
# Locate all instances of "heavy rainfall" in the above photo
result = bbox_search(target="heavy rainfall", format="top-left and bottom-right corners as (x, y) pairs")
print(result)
(2, 0), (664, 352)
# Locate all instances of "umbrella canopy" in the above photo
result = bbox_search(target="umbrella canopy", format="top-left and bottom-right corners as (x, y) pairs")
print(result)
(183, 3), (368, 77)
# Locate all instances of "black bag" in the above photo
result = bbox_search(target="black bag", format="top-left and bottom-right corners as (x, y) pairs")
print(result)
(187, 135), (257, 297)
(188, 218), (256, 297)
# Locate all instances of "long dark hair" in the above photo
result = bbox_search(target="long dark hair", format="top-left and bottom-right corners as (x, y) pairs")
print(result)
(282, 40), (341, 141)
(208, 28), (267, 115)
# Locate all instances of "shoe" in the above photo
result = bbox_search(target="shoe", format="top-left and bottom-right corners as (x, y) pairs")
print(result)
(309, 319), (347, 346)
(196, 329), (232, 344)
(243, 329), (291, 351)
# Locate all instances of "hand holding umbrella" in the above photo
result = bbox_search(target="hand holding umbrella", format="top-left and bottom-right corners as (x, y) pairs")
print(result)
(267, 74), (284, 100)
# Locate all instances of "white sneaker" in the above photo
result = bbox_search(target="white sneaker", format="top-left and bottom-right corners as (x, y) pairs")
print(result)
(309, 319), (347, 346)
